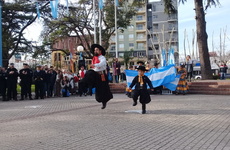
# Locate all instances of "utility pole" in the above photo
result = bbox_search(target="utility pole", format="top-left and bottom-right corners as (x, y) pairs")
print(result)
(0, 0), (3, 67)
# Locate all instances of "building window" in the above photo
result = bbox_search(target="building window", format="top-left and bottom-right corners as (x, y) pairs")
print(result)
(153, 24), (158, 30)
(152, 5), (156, 11)
(137, 33), (144, 39)
(138, 52), (146, 57)
(54, 53), (61, 61)
(110, 36), (115, 42)
(129, 34), (134, 39)
(119, 44), (124, 49)
(152, 15), (158, 19)
(137, 43), (144, 49)
(119, 35), (124, 40)
(119, 53), (124, 58)
(129, 43), (134, 47)
(136, 15), (143, 21)
(153, 34), (158, 40)
(110, 44), (115, 51)
(137, 24), (144, 30)
(128, 25), (134, 30)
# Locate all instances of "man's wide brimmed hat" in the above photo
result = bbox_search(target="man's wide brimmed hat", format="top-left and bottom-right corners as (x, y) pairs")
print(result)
(137, 66), (148, 71)
(137, 61), (144, 65)
(91, 44), (106, 56)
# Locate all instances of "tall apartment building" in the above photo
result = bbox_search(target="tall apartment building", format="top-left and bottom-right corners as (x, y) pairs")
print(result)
(147, 0), (179, 64)
(108, 4), (148, 64)
(108, 0), (179, 65)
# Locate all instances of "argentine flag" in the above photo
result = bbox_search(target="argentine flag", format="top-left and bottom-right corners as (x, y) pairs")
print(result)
(168, 48), (175, 65)
(125, 65), (179, 91)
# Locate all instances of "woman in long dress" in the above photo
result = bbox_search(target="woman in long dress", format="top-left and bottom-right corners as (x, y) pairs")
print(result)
(175, 64), (189, 95)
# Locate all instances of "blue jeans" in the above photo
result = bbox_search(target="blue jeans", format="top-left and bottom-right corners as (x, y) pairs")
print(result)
(220, 73), (226, 80)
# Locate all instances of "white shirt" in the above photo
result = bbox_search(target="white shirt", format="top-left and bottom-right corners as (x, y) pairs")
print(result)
(93, 55), (107, 72)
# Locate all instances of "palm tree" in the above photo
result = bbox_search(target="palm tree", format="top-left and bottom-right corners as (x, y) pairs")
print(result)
(164, 0), (220, 79)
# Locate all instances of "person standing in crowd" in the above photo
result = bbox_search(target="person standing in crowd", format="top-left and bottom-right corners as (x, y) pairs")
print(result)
(0, 67), (7, 101)
(152, 62), (163, 95)
(78, 66), (87, 96)
(185, 55), (193, 82)
(106, 63), (112, 83)
(112, 58), (121, 83)
(49, 66), (57, 97)
(34, 65), (45, 99)
(55, 70), (63, 97)
(175, 64), (189, 95)
(219, 62), (228, 80)
(90, 44), (113, 109)
(128, 66), (154, 114)
(43, 67), (52, 98)
(19, 63), (33, 100)
(6, 63), (18, 101)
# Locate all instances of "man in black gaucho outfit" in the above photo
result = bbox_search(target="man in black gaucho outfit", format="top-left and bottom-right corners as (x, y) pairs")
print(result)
(89, 44), (113, 109)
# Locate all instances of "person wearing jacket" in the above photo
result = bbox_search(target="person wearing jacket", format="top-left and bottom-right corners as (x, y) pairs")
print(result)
(129, 66), (154, 114)
(6, 63), (18, 101)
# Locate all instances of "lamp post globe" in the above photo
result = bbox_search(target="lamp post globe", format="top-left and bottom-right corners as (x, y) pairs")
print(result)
(77, 46), (84, 52)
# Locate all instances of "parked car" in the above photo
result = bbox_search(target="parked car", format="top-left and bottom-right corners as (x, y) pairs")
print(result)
(225, 74), (230, 79)
(194, 75), (202, 80)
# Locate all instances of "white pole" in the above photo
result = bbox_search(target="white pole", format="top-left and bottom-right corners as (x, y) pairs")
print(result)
(93, 0), (97, 43)
(115, 1), (118, 58)
(99, 9), (102, 45)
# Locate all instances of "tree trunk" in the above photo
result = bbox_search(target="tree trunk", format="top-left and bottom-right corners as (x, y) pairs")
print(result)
(194, 0), (213, 79)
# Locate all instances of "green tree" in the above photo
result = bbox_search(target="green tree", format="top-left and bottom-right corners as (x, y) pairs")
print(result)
(41, 0), (144, 58)
(164, 0), (219, 79)
(123, 49), (134, 69)
(2, 0), (50, 67)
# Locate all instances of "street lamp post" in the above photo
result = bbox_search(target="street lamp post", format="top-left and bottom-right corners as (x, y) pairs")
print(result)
(77, 45), (85, 70)
(0, 0), (3, 67)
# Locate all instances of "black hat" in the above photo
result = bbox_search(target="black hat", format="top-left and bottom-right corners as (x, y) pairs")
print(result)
(91, 44), (106, 56)
(10, 63), (14, 66)
(23, 63), (28, 66)
(154, 62), (159, 67)
(137, 66), (147, 71)
(137, 61), (144, 65)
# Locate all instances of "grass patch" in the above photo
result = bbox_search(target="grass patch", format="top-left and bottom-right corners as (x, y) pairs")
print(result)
(17, 84), (35, 93)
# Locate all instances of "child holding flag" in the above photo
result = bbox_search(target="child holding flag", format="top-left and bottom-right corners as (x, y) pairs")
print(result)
(128, 66), (154, 114)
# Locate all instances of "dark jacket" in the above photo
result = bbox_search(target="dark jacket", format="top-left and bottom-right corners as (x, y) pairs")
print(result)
(19, 68), (33, 83)
(129, 75), (154, 90)
(34, 70), (45, 83)
(6, 67), (18, 83)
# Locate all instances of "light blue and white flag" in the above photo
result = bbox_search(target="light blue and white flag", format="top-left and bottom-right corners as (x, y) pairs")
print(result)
(161, 49), (167, 67)
(99, 0), (104, 10)
(163, 74), (180, 91)
(66, 0), (69, 15)
(125, 65), (178, 90)
(168, 48), (175, 65)
(115, 0), (119, 6)
(50, 0), (59, 19)
(36, 2), (40, 19)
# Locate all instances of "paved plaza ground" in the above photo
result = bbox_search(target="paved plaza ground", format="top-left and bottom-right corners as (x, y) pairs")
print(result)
(0, 94), (230, 150)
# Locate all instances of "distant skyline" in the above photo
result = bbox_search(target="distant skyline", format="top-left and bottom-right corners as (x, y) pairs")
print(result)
(24, 0), (230, 60)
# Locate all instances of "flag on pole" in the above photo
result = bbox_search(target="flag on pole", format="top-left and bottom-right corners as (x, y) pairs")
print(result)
(66, 0), (69, 15)
(161, 49), (167, 67)
(50, 0), (59, 19)
(36, 2), (40, 19)
(99, 0), (104, 10)
(115, 0), (119, 6)
(168, 48), (175, 65)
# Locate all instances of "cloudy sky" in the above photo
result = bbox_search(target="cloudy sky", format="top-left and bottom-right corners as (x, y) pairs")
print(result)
(24, 0), (230, 59)
(178, 0), (230, 58)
